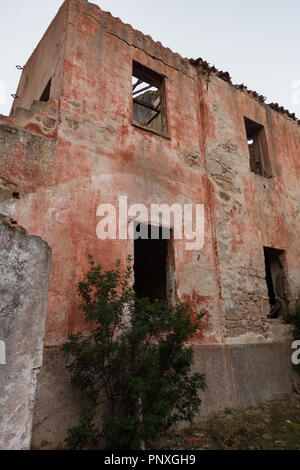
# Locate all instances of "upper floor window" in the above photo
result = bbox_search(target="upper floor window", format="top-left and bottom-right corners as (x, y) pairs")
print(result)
(244, 117), (272, 177)
(132, 61), (168, 137)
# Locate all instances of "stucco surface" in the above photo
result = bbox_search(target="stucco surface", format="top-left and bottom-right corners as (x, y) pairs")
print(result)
(0, 215), (51, 450)
(0, 0), (299, 449)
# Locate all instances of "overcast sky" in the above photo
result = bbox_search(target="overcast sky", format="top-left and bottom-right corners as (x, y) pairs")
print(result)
(0, 0), (299, 117)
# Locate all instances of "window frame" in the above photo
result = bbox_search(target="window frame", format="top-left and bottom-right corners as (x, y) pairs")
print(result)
(131, 61), (170, 139)
(244, 117), (272, 177)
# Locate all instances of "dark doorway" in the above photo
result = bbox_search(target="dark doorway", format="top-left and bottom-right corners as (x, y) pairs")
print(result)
(264, 247), (288, 318)
(134, 224), (169, 302)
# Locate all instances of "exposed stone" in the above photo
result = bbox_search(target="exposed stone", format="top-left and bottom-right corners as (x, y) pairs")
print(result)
(0, 0), (299, 450)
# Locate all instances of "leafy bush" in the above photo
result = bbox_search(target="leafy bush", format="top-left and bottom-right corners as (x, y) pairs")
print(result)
(62, 255), (206, 450)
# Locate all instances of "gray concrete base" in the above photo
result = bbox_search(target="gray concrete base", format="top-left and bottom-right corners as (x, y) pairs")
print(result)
(31, 347), (83, 450)
(31, 341), (296, 449)
(193, 342), (294, 419)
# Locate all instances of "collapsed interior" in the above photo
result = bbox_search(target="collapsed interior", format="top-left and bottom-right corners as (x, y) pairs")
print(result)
(244, 117), (270, 177)
(132, 61), (165, 135)
(264, 247), (288, 318)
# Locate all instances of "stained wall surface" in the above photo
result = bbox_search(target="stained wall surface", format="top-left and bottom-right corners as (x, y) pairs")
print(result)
(0, 0), (299, 449)
(0, 216), (51, 450)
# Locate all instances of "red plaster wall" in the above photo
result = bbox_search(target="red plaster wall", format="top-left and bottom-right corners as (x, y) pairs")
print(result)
(202, 73), (300, 339)
(1, 0), (299, 347)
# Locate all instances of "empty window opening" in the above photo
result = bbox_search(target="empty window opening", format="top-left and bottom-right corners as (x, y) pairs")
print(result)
(132, 61), (167, 136)
(264, 247), (288, 318)
(244, 117), (271, 177)
(40, 78), (51, 102)
(134, 224), (174, 302)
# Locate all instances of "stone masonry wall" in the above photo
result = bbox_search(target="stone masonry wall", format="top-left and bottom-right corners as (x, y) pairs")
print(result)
(0, 0), (299, 449)
(4, 0), (299, 350)
(201, 70), (300, 343)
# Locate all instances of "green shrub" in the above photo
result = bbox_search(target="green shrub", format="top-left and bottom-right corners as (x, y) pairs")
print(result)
(62, 255), (206, 450)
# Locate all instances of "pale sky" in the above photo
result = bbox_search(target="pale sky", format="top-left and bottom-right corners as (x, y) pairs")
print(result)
(0, 0), (299, 117)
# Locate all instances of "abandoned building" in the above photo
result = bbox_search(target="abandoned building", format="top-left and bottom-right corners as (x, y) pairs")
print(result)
(0, 0), (300, 450)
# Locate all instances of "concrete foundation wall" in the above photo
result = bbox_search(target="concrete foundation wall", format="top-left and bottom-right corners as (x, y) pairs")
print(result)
(31, 341), (295, 450)
(194, 342), (294, 417)
(0, 215), (51, 450)
(31, 347), (83, 450)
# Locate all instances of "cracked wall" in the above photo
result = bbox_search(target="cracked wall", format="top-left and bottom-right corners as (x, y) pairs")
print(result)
(1, 0), (299, 350)
(202, 71), (300, 343)
(0, 215), (51, 450)
(0, 0), (299, 449)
